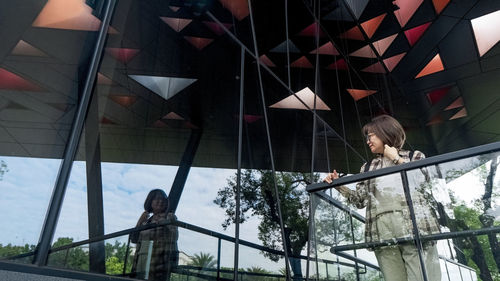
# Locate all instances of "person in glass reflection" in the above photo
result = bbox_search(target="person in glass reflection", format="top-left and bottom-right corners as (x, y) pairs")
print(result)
(324, 115), (441, 281)
(131, 189), (179, 281)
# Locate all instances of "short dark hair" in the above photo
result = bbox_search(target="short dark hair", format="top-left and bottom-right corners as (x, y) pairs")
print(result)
(144, 189), (168, 213)
(362, 115), (406, 149)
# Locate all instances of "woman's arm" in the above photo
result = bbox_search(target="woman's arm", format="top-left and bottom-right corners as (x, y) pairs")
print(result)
(323, 166), (369, 209)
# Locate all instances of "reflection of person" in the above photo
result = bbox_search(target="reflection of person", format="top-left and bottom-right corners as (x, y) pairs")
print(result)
(324, 115), (441, 281)
(131, 189), (179, 281)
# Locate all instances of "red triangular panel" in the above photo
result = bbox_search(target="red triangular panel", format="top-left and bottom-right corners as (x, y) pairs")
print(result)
(101, 117), (117, 125)
(404, 22), (431, 46)
(445, 97), (464, 111)
(160, 17), (192, 32)
(109, 95), (137, 107)
(340, 26), (365, 41)
(219, 0), (249, 21)
(153, 120), (167, 128)
(0, 68), (43, 92)
(297, 22), (326, 37)
(243, 115), (262, 123)
(291, 56), (313, 68)
(346, 89), (377, 101)
(383, 53), (406, 72)
(259, 55), (276, 67)
(184, 36), (214, 50)
(361, 62), (386, 73)
(326, 58), (348, 70)
(433, 0), (450, 14)
(163, 112), (184, 120)
(309, 42), (339, 55)
(203, 21), (232, 36)
(427, 86), (451, 105)
(361, 13), (386, 39)
(416, 54), (444, 78)
(450, 108), (467, 120)
(105, 48), (140, 63)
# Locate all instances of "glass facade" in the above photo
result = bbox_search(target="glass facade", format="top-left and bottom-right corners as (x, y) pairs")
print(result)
(0, 1), (499, 281)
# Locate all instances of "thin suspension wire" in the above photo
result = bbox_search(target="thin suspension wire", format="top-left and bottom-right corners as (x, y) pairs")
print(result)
(333, 53), (351, 174)
(285, 0), (291, 90)
(246, 1), (292, 279)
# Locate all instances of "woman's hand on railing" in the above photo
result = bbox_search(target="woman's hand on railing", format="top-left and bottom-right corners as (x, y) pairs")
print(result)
(323, 169), (340, 184)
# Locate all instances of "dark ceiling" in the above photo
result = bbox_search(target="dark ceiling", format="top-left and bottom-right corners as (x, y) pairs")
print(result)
(0, 0), (499, 173)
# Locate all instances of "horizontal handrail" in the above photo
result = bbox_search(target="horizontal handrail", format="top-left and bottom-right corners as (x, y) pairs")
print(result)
(438, 255), (476, 272)
(307, 141), (500, 193)
(313, 190), (366, 223)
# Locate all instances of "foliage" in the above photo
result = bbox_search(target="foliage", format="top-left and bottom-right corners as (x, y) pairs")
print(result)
(0, 160), (8, 180)
(188, 252), (217, 269)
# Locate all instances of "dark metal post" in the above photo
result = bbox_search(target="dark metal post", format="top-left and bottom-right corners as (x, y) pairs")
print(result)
(349, 215), (360, 281)
(400, 171), (429, 281)
(233, 45), (245, 281)
(123, 237), (131, 276)
(443, 261), (451, 281)
(33, 0), (116, 266)
(217, 238), (221, 280)
(167, 129), (202, 213)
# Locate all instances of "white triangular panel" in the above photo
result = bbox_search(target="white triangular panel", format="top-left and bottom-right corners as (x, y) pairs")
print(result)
(270, 87), (331, 111)
(129, 75), (197, 100)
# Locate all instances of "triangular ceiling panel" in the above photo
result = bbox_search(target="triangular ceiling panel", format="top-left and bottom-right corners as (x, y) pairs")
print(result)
(361, 13), (386, 39)
(105, 48), (140, 63)
(432, 0), (450, 14)
(349, 45), (376, 58)
(445, 97), (464, 111)
(361, 62), (386, 73)
(427, 86), (451, 105)
(416, 54), (444, 78)
(270, 87), (330, 110)
(160, 17), (192, 32)
(219, 0), (249, 21)
(203, 21), (232, 36)
(297, 22), (325, 37)
(169, 6), (180, 12)
(471, 10), (500, 57)
(372, 33), (398, 56)
(290, 56), (313, 68)
(344, 0), (369, 20)
(393, 0), (424, 27)
(32, 0), (102, 31)
(101, 117), (116, 125)
(184, 36), (214, 50)
(383, 52), (406, 72)
(426, 116), (443, 126)
(11, 40), (48, 57)
(109, 95), (137, 107)
(340, 26), (364, 41)
(153, 120), (167, 128)
(0, 68), (43, 92)
(163, 112), (184, 120)
(270, 39), (300, 53)
(450, 107), (467, 120)
(97, 73), (114, 85)
(243, 115), (262, 123)
(309, 42), (339, 55)
(129, 75), (197, 100)
(326, 58), (348, 70)
(404, 22), (431, 46)
(346, 89), (377, 101)
(323, 4), (354, 21)
(259, 55), (276, 67)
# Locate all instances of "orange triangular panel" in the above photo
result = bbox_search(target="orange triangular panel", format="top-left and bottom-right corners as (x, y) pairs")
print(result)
(326, 58), (348, 70)
(361, 62), (386, 73)
(110, 95), (137, 107)
(184, 36), (214, 50)
(259, 55), (276, 67)
(404, 22), (431, 46)
(105, 48), (140, 63)
(219, 0), (249, 21)
(12, 40), (48, 57)
(372, 33), (398, 56)
(291, 56), (313, 68)
(32, 0), (102, 31)
(97, 73), (114, 85)
(450, 108), (467, 120)
(432, 0), (450, 14)
(416, 54), (444, 78)
(310, 42), (339, 55)
(340, 26), (365, 41)
(383, 53), (406, 72)
(445, 97), (464, 111)
(163, 112), (184, 120)
(426, 116), (443, 126)
(393, 0), (424, 27)
(346, 89), (377, 101)
(160, 17), (192, 32)
(361, 13), (386, 39)
(350, 45), (376, 58)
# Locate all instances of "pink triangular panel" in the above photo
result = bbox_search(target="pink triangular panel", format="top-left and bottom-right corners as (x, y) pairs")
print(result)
(169, 6), (180, 12)
(471, 10), (500, 57)
(105, 47), (140, 63)
(340, 26), (365, 41)
(163, 112), (184, 120)
(110, 95), (137, 107)
(372, 33), (398, 56)
(361, 13), (386, 39)
(361, 62), (386, 73)
(445, 97), (464, 111)
(346, 89), (377, 101)
(290, 56), (313, 68)
(433, 0), (450, 14)
(393, 0), (424, 27)
(259, 55), (276, 67)
(383, 53), (406, 72)
(450, 108), (467, 120)
(108, 26), (119, 34)
(350, 45), (376, 58)
(310, 42), (339, 55)
(416, 54), (444, 78)
(426, 116), (443, 126)
(0, 68), (43, 92)
(184, 36), (214, 50)
(32, 0), (102, 31)
(153, 120), (167, 128)
(203, 21), (232, 36)
(97, 73), (114, 85)
(404, 22), (431, 46)
(427, 86), (451, 105)
(297, 22), (326, 37)
(326, 58), (348, 70)
(12, 40), (48, 57)
(49, 103), (71, 112)
(219, 0), (249, 21)
(184, 121), (199, 129)
(160, 17), (192, 32)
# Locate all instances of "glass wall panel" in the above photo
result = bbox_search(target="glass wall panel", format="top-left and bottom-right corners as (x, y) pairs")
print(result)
(0, 0), (104, 262)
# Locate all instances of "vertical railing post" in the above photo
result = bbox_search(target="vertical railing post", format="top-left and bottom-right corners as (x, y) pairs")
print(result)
(217, 238), (221, 280)
(400, 171), (428, 281)
(123, 236), (131, 276)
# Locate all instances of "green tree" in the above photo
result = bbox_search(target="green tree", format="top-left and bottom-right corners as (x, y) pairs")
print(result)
(188, 252), (217, 269)
(215, 170), (317, 280)
(0, 160), (8, 180)
(104, 240), (133, 275)
(47, 237), (89, 271)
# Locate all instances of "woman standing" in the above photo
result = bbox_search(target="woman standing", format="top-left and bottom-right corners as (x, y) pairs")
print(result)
(131, 189), (179, 281)
(324, 115), (441, 281)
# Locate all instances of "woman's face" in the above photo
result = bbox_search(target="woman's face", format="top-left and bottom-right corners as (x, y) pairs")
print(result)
(366, 132), (384, 154)
(151, 195), (166, 214)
